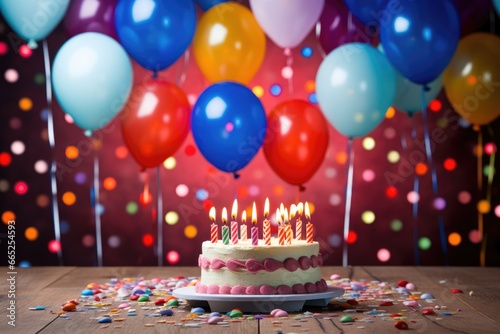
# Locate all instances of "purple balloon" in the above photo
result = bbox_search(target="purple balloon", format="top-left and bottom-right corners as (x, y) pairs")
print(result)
(452, 0), (490, 36)
(318, 0), (379, 55)
(64, 0), (118, 40)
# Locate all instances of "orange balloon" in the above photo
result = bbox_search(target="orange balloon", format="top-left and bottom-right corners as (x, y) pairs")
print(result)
(193, 3), (266, 84)
(121, 79), (191, 168)
(443, 33), (500, 125)
(263, 100), (329, 187)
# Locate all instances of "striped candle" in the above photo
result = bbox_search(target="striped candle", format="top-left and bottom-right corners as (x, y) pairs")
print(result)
(296, 218), (302, 240)
(210, 223), (218, 243)
(306, 222), (313, 243)
(278, 226), (285, 245)
(240, 224), (247, 241)
(286, 224), (292, 244)
(263, 219), (271, 245)
(251, 226), (258, 246)
(222, 225), (229, 245)
(231, 221), (238, 244)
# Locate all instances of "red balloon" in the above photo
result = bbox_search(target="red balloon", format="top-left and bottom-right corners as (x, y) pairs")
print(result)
(263, 100), (329, 187)
(121, 80), (191, 168)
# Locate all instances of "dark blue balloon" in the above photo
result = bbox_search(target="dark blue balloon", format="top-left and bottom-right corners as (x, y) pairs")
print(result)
(380, 0), (460, 84)
(192, 82), (267, 174)
(344, 0), (388, 25)
(195, 0), (228, 11)
(115, 0), (196, 72)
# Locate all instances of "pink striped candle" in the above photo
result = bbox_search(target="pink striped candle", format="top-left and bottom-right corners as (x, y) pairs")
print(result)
(251, 202), (258, 245)
(295, 203), (302, 240)
(231, 199), (238, 245)
(263, 198), (271, 245)
(209, 207), (218, 243)
(286, 224), (292, 245)
(278, 226), (285, 245)
(240, 211), (247, 241)
(306, 222), (313, 243)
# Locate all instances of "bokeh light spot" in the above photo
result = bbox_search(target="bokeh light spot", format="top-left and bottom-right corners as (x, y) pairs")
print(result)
(11, 141), (25, 155)
(346, 231), (358, 244)
(494, 205), (500, 218)
(165, 211), (179, 225)
(252, 85), (264, 97)
(418, 237), (431, 250)
(0, 152), (12, 166)
(5, 69), (19, 82)
(34, 72), (45, 85)
(0, 41), (7, 55)
(184, 225), (198, 239)
(75, 172), (87, 185)
(385, 186), (398, 198)
(362, 169), (375, 182)
(167, 250), (180, 264)
(273, 184), (285, 197)
(429, 99), (442, 112)
(126, 202), (138, 215)
(477, 199), (491, 214)
(390, 219), (403, 232)
(14, 181), (28, 195)
(469, 229), (482, 244)
(328, 234), (342, 247)
(329, 193), (342, 206)
(103, 177), (116, 191)
(19, 44), (32, 57)
(25, 227), (38, 241)
(281, 66), (293, 79)
(2, 211), (15, 224)
(305, 80), (315, 92)
(65, 146), (79, 160)
(0, 180), (9, 192)
(484, 142), (496, 155)
(270, 84), (282, 96)
(407, 191), (419, 204)
(385, 106), (396, 119)
(142, 234), (154, 247)
(185, 145), (196, 156)
(248, 185), (260, 197)
(196, 189), (209, 201)
(335, 151), (347, 165)
(36, 194), (50, 207)
(415, 162), (428, 175)
(325, 167), (337, 179)
(34, 160), (48, 173)
(62, 192), (76, 206)
(308, 92), (318, 104)
(433, 197), (446, 210)
(237, 186), (248, 198)
(377, 248), (391, 262)
(483, 165), (495, 177)
(19, 261), (31, 268)
(10, 117), (22, 129)
(115, 146), (128, 159)
(443, 158), (456, 171)
(362, 137), (376, 151)
(301, 46), (313, 57)
(387, 150), (400, 163)
(82, 234), (95, 247)
(108, 235), (121, 248)
(448, 232), (461, 246)
(18, 97), (33, 111)
(361, 211), (375, 224)
(384, 127), (396, 139)
(458, 191), (471, 204)
(48, 240), (61, 253)
(176, 184), (189, 197)
(163, 157), (176, 169)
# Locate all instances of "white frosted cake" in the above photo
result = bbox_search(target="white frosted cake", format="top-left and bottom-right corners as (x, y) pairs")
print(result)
(195, 239), (327, 295)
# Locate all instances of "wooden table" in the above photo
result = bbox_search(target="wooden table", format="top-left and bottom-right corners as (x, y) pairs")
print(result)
(1, 266), (499, 333)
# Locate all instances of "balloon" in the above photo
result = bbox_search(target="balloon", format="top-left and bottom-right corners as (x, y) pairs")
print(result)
(194, 0), (228, 11)
(249, 0), (324, 49)
(64, 0), (118, 39)
(121, 80), (191, 168)
(393, 73), (443, 115)
(452, 0), (490, 37)
(192, 82), (267, 174)
(443, 33), (500, 126)
(380, 0), (460, 85)
(263, 100), (329, 186)
(193, 3), (265, 84)
(344, 0), (388, 25)
(315, 43), (396, 138)
(495, 0), (500, 17)
(318, 0), (378, 55)
(52, 32), (133, 132)
(115, 0), (196, 72)
(0, 0), (70, 48)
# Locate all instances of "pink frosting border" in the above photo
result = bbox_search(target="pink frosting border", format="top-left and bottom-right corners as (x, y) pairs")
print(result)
(194, 279), (328, 295)
(198, 253), (323, 273)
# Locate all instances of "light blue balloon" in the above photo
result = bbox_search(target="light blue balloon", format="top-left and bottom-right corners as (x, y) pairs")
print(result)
(315, 43), (396, 138)
(0, 0), (70, 48)
(52, 32), (133, 132)
(494, 0), (500, 18)
(393, 73), (443, 115)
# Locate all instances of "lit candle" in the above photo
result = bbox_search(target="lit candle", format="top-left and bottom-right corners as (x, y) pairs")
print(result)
(251, 202), (258, 246)
(209, 207), (218, 244)
(296, 202), (303, 240)
(277, 208), (285, 246)
(231, 199), (238, 245)
(263, 198), (271, 245)
(222, 207), (229, 245)
(240, 211), (247, 241)
(305, 202), (313, 243)
(284, 208), (292, 245)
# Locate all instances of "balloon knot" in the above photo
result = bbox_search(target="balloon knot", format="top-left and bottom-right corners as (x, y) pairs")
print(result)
(84, 130), (92, 137)
(233, 172), (240, 179)
(283, 48), (292, 57)
(424, 84), (431, 92)
(139, 166), (146, 173)
(408, 112), (414, 119)
(152, 71), (158, 79)
(27, 40), (38, 49)
(298, 185), (306, 192)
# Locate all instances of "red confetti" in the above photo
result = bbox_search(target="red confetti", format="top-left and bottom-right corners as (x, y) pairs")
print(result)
(130, 295), (139, 301)
(422, 309), (436, 315)
(155, 299), (165, 306)
(397, 280), (408, 287)
(380, 301), (394, 306)
(451, 289), (463, 294)
(394, 320), (409, 329)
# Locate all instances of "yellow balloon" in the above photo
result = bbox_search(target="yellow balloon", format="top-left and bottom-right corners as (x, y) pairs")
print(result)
(193, 3), (266, 84)
(443, 33), (500, 125)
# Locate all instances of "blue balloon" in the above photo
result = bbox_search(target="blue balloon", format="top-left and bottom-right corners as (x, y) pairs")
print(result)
(195, 0), (228, 11)
(52, 32), (133, 132)
(0, 0), (70, 48)
(380, 0), (460, 85)
(192, 82), (267, 174)
(394, 73), (443, 115)
(115, 0), (196, 72)
(494, 0), (500, 17)
(315, 43), (396, 138)
(344, 0), (388, 25)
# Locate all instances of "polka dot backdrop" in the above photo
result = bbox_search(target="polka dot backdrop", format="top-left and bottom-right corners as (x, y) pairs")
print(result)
(0, 7), (499, 267)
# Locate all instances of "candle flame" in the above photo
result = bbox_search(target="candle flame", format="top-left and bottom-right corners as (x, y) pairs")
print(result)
(264, 197), (269, 218)
(241, 210), (247, 223)
(222, 207), (228, 224)
(284, 208), (289, 223)
(297, 202), (304, 215)
(209, 207), (216, 222)
(276, 208), (282, 225)
(231, 199), (238, 220)
(290, 204), (296, 220)
(252, 202), (257, 225)
(305, 202), (310, 220)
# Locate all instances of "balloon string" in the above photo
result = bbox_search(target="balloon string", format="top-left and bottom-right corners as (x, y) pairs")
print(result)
(486, 126), (496, 202)
(156, 167), (163, 266)
(476, 129), (485, 266)
(421, 85), (448, 265)
(342, 137), (354, 267)
(143, 171), (150, 206)
(314, 22), (327, 59)
(93, 153), (103, 267)
(176, 49), (190, 87)
(284, 48), (294, 95)
(43, 40), (63, 266)
(410, 120), (420, 265)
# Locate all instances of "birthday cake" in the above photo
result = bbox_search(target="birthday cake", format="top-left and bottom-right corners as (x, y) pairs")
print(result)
(195, 239), (327, 295)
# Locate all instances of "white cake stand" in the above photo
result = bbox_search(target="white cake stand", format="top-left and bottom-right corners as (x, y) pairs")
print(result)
(172, 286), (344, 313)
